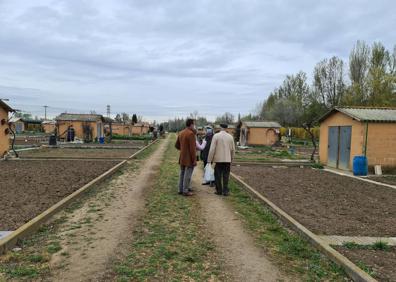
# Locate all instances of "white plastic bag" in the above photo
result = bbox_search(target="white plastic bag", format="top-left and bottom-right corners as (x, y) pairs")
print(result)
(204, 164), (215, 182)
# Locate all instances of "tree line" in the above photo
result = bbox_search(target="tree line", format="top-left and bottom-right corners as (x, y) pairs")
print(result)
(258, 41), (396, 129)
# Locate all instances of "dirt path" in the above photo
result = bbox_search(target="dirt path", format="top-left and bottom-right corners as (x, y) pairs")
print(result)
(192, 167), (292, 282)
(48, 138), (168, 281)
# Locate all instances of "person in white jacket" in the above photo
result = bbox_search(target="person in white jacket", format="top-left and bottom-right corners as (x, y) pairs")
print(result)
(207, 124), (235, 196)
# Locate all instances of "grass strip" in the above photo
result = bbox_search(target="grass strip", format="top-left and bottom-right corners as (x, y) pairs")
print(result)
(114, 136), (227, 281)
(226, 180), (348, 281)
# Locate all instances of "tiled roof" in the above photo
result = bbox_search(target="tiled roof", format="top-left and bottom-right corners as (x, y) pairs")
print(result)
(319, 107), (396, 123)
(243, 121), (282, 128)
(0, 100), (14, 112)
(56, 113), (104, 122)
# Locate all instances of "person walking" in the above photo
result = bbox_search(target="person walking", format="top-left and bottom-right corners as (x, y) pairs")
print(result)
(201, 126), (214, 186)
(207, 124), (235, 196)
(175, 118), (196, 196)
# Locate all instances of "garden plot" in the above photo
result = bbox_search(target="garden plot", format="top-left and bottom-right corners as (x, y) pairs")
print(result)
(17, 147), (138, 159)
(367, 175), (396, 186)
(232, 165), (396, 236)
(0, 160), (119, 231)
(335, 245), (396, 281)
(235, 146), (310, 163)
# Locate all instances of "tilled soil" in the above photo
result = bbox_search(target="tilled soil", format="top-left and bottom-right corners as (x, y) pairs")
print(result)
(335, 246), (396, 282)
(18, 148), (138, 159)
(0, 160), (119, 230)
(232, 166), (396, 236)
(367, 175), (396, 186)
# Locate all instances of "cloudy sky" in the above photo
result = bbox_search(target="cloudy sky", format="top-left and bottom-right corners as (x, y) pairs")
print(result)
(0, 0), (395, 122)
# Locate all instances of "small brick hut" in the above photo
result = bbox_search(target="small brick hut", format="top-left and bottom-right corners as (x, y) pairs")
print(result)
(239, 121), (281, 146)
(319, 107), (396, 170)
(56, 113), (104, 142)
(0, 100), (14, 157)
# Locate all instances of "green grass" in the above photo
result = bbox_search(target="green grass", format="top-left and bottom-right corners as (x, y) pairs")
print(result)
(111, 134), (152, 141)
(226, 180), (347, 281)
(342, 240), (391, 251)
(113, 136), (227, 281)
(356, 261), (376, 276)
(311, 163), (324, 169)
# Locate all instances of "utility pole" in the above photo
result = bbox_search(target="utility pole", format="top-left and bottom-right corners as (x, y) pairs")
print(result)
(43, 105), (48, 120)
(106, 105), (111, 118)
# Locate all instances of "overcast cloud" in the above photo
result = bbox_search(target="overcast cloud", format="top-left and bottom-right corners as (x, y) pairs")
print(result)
(0, 0), (395, 121)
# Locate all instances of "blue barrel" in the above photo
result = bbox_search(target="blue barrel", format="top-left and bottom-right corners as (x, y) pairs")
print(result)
(353, 156), (368, 176)
(99, 137), (105, 144)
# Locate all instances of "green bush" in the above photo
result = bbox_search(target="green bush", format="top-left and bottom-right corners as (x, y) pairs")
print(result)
(111, 134), (152, 141)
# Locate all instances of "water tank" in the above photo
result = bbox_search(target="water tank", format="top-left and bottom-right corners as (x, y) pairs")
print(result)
(49, 135), (57, 146)
(353, 156), (368, 176)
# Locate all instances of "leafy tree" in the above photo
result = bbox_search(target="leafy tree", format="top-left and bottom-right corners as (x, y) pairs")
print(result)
(346, 40), (370, 105)
(14, 112), (33, 120)
(132, 114), (138, 124)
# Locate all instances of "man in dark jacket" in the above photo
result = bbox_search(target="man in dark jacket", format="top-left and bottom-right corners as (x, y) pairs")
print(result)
(201, 126), (214, 186)
(175, 119), (196, 196)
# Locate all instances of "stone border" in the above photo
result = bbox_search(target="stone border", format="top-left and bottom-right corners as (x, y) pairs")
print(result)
(0, 139), (159, 254)
(233, 161), (313, 167)
(230, 172), (377, 282)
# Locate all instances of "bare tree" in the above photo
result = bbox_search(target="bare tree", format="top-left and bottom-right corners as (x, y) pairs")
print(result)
(313, 56), (346, 108)
(215, 112), (235, 124)
(347, 40), (370, 104)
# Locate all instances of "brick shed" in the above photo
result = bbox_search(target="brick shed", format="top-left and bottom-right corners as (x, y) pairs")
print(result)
(42, 120), (56, 134)
(214, 124), (236, 136)
(10, 117), (43, 133)
(0, 100), (14, 157)
(239, 121), (281, 146)
(56, 113), (104, 142)
(319, 107), (396, 170)
(131, 123), (150, 135)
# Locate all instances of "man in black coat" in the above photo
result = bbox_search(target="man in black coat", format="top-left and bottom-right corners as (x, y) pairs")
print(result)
(201, 127), (214, 186)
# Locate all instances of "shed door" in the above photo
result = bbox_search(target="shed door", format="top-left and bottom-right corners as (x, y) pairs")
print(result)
(97, 123), (103, 138)
(16, 123), (23, 133)
(327, 127), (339, 168)
(338, 126), (352, 170)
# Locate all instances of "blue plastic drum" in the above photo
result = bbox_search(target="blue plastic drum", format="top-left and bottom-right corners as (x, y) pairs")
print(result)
(353, 156), (368, 176)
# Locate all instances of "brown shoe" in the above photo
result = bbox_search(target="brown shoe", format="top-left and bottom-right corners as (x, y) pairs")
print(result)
(183, 192), (194, 196)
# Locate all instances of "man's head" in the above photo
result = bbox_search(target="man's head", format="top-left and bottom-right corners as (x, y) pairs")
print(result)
(186, 118), (195, 129)
(220, 123), (228, 130)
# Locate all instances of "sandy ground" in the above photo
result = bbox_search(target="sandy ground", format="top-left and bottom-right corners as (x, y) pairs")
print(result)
(48, 138), (168, 281)
(192, 167), (292, 282)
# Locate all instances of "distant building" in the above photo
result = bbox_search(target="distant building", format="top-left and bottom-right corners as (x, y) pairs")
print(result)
(319, 107), (396, 170)
(56, 113), (104, 142)
(131, 123), (150, 136)
(239, 121), (281, 146)
(9, 117), (42, 133)
(214, 124), (236, 136)
(42, 120), (56, 134)
(0, 100), (14, 156)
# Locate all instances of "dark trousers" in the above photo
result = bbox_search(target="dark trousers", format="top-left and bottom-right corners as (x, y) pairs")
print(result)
(214, 163), (231, 195)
